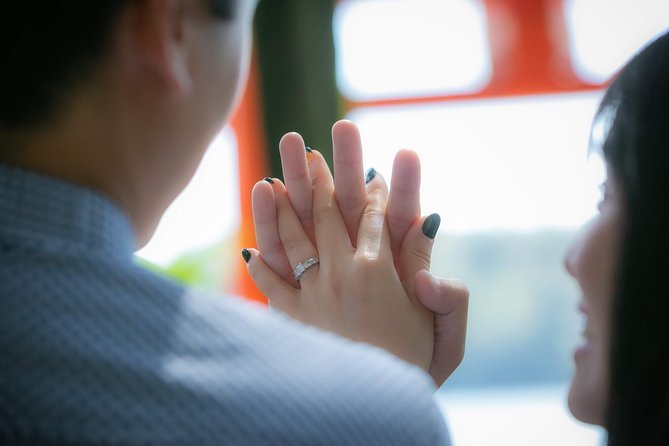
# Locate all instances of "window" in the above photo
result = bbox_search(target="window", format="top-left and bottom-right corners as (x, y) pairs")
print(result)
(334, 0), (492, 100)
(349, 93), (605, 233)
(564, 0), (669, 84)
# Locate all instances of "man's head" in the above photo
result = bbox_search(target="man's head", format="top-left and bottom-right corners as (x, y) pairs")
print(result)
(1, 0), (241, 129)
(0, 0), (258, 245)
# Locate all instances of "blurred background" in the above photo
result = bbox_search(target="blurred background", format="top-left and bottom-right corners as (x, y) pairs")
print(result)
(136, 1), (669, 444)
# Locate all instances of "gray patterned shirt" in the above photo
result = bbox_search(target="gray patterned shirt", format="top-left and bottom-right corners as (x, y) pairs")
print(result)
(0, 165), (450, 445)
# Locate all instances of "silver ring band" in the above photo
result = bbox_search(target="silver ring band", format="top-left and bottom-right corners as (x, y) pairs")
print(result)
(293, 256), (320, 282)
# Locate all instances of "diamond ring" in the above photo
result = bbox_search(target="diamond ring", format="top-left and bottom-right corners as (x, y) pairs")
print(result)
(293, 256), (320, 282)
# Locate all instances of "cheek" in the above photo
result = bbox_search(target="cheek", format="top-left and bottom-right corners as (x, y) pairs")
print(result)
(571, 218), (618, 307)
(572, 218), (618, 354)
(190, 29), (247, 132)
(213, 26), (253, 114)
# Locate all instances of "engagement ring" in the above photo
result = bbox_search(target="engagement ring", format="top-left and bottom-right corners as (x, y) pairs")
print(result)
(293, 256), (320, 282)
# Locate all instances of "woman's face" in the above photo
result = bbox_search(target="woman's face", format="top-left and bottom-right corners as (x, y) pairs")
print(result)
(564, 168), (624, 425)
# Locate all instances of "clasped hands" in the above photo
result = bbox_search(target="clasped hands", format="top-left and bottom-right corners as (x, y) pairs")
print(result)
(244, 120), (468, 386)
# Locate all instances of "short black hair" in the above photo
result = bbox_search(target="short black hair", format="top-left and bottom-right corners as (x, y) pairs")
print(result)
(0, 2), (128, 129)
(0, 0), (235, 130)
(595, 29), (669, 445)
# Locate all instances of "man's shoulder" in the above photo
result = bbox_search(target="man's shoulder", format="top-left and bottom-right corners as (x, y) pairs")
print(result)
(1, 263), (449, 445)
(173, 289), (450, 444)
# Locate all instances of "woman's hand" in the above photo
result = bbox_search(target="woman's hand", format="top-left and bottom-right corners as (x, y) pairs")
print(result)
(245, 149), (434, 370)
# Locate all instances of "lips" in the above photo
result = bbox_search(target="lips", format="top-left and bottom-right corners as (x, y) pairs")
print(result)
(575, 301), (595, 362)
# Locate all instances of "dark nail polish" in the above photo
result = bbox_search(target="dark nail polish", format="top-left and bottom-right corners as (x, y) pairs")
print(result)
(263, 177), (274, 184)
(241, 248), (251, 264)
(422, 213), (441, 239)
(305, 146), (313, 153)
(365, 168), (376, 184)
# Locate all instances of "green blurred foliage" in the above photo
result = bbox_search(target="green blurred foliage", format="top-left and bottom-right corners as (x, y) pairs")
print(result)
(134, 237), (238, 293)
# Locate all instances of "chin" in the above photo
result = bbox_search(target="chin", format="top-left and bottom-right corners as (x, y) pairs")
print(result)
(567, 374), (606, 426)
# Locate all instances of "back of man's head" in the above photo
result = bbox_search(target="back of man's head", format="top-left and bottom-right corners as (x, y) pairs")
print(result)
(0, 1), (236, 131)
(1, 2), (130, 130)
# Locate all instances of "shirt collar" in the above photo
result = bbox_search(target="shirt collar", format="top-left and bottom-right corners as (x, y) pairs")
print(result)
(0, 164), (135, 256)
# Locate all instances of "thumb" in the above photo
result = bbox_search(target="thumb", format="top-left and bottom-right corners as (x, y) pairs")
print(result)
(398, 213), (441, 300)
(415, 269), (469, 387)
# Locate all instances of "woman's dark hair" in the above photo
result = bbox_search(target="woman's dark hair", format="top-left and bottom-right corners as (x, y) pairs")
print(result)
(595, 29), (669, 445)
(0, 0), (234, 130)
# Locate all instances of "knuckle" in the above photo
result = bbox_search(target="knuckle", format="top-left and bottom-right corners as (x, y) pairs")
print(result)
(407, 245), (432, 268)
(361, 205), (384, 222)
(354, 255), (384, 277)
(310, 172), (325, 189)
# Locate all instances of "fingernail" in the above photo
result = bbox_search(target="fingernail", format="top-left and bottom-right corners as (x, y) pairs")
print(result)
(306, 147), (315, 162)
(365, 168), (376, 184)
(241, 248), (251, 264)
(422, 213), (441, 239)
(263, 177), (274, 184)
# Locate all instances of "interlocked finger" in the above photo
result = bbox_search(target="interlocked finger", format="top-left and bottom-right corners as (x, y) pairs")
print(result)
(280, 132), (315, 242)
(272, 179), (320, 285)
(244, 248), (299, 316)
(356, 170), (391, 260)
(332, 120), (366, 245)
(252, 180), (293, 283)
(308, 150), (354, 262)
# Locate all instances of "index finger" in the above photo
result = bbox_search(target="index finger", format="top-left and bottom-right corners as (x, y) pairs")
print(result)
(280, 132), (315, 242)
(309, 150), (353, 261)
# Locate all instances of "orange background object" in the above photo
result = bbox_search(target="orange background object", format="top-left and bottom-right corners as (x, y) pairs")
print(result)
(342, 0), (606, 111)
(229, 55), (270, 304)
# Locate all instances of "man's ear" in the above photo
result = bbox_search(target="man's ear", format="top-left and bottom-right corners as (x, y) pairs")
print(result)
(126, 0), (192, 95)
